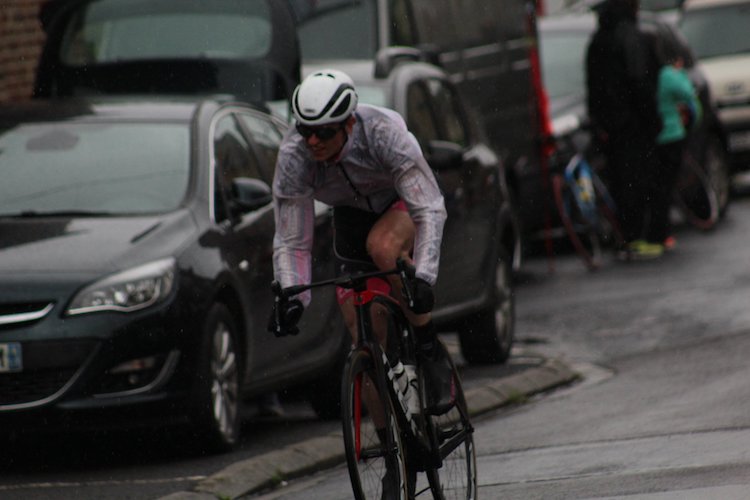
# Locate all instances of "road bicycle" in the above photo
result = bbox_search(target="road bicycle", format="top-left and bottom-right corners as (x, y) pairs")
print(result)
(551, 151), (624, 270)
(272, 258), (476, 499)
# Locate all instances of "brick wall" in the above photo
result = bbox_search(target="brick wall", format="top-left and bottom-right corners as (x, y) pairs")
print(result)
(0, 0), (47, 103)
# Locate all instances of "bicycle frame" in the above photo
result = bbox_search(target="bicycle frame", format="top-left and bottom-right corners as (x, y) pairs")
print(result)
(272, 259), (422, 437)
(273, 260), (477, 498)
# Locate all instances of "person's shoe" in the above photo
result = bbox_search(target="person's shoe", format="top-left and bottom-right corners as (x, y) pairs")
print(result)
(628, 240), (664, 260)
(663, 235), (677, 251)
(257, 392), (285, 418)
(616, 243), (633, 262)
(420, 343), (455, 414)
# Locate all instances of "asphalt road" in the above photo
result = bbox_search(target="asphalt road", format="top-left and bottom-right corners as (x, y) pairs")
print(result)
(242, 194), (750, 498)
(5, 193), (750, 499)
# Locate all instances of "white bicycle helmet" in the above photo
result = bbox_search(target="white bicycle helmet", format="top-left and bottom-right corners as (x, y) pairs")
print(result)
(292, 69), (358, 126)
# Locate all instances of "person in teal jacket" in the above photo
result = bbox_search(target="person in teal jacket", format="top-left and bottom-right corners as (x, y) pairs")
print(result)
(645, 54), (702, 251)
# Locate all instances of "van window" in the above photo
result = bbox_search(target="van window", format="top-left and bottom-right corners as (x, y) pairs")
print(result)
(409, 0), (459, 48)
(59, 0), (272, 65)
(389, 0), (417, 47)
(296, 0), (377, 60)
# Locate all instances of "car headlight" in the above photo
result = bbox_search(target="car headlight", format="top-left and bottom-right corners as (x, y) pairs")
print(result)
(67, 258), (176, 315)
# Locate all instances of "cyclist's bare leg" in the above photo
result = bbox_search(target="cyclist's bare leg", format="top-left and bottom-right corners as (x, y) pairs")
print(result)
(367, 207), (431, 328)
(338, 208), (430, 430)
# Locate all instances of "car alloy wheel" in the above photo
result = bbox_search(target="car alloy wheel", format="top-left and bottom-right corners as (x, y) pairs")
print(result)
(194, 303), (241, 452)
(458, 254), (515, 364)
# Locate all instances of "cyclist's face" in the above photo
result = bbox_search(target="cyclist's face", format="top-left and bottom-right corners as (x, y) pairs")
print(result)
(303, 117), (354, 161)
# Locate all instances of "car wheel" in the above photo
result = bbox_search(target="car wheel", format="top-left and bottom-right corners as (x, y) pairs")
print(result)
(704, 135), (731, 217)
(458, 254), (515, 364)
(192, 303), (241, 452)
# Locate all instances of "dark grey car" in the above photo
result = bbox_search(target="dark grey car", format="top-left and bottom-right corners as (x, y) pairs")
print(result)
(0, 96), (345, 450)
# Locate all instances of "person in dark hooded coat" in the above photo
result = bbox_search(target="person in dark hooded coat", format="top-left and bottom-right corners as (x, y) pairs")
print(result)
(586, 0), (664, 258)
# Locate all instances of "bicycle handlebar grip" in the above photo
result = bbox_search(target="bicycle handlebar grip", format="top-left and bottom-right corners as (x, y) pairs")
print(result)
(396, 257), (416, 279)
(270, 280), (283, 298)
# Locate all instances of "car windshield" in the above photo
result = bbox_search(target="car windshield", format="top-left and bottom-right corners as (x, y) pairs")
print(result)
(540, 29), (589, 99)
(59, 0), (272, 65)
(295, 0), (377, 60)
(680, 3), (750, 59)
(0, 122), (190, 216)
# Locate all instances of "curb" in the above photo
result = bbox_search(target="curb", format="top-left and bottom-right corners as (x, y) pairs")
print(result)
(160, 357), (580, 500)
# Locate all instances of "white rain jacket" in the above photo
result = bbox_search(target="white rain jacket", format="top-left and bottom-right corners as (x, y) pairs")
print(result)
(272, 104), (446, 304)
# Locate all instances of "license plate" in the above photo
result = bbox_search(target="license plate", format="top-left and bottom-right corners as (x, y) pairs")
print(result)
(0, 342), (22, 373)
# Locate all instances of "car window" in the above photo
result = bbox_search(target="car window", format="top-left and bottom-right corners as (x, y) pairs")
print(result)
(405, 82), (439, 146)
(235, 111), (283, 182)
(539, 29), (589, 100)
(426, 79), (469, 147)
(680, 3), (750, 59)
(0, 121), (189, 216)
(213, 115), (263, 221)
(296, 0), (377, 60)
(59, 0), (272, 65)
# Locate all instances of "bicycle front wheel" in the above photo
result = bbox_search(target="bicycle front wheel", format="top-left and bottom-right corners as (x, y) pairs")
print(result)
(423, 341), (477, 500)
(342, 347), (409, 500)
(552, 173), (602, 270)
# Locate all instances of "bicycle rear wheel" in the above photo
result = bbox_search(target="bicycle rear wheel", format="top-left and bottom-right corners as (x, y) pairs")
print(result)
(674, 155), (719, 231)
(342, 347), (409, 500)
(592, 171), (625, 250)
(552, 173), (602, 269)
(423, 341), (477, 500)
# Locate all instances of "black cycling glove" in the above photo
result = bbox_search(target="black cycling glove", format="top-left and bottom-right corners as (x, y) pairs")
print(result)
(408, 278), (435, 314)
(268, 298), (304, 337)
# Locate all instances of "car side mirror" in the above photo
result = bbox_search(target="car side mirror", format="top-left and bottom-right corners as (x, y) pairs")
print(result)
(426, 140), (464, 172)
(232, 177), (272, 212)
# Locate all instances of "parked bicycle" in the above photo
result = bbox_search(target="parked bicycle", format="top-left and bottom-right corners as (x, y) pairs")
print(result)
(550, 149), (625, 270)
(272, 258), (476, 499)
(549, 130), (720, 269)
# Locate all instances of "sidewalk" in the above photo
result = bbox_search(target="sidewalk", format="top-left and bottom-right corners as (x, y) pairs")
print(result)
(160, 353), (579, 500)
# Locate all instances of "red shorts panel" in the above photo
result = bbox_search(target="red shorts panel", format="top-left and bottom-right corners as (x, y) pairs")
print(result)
(336, 277), (392, 305)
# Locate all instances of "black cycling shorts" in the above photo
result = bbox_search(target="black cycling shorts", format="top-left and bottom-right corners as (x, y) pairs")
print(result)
(333, 205), (381, 270)
(332, 200), (408, 275)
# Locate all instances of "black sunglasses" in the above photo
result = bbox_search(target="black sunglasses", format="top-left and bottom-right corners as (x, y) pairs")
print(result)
(296, 123), (342, 141)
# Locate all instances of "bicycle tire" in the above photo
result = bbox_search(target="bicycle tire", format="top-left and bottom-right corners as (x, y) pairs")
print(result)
(423, 341), (477, 500)
(674, 154), (719, 231)
(552, 173), (603, 270)
(342, 347), (409, 500)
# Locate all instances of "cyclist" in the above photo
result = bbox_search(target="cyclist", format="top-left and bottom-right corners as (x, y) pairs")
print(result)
(267, 69), (449, 417)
